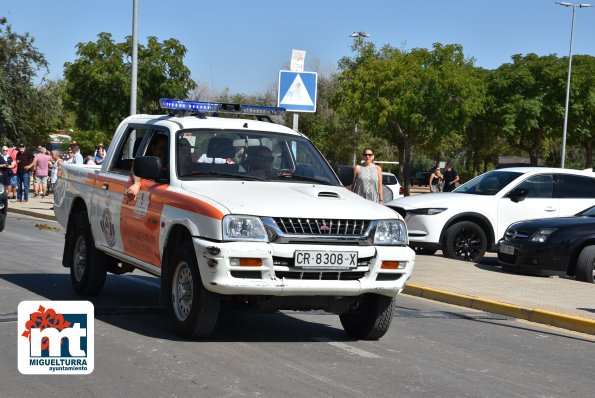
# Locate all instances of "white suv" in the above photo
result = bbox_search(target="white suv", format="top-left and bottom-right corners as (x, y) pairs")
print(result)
(386, 167), (595, 261)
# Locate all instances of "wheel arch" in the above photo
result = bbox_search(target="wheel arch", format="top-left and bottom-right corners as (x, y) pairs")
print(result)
(161, 223), (194, 302)
(440, 212), (496, 250)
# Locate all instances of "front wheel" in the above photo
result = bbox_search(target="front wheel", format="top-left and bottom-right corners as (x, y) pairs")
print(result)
(443, 221), (487, 262)
(164, 242), (220, 339)
(340, 294), (395, 340)
(70, 215), (107, 296)
(575, 246), (595, 283)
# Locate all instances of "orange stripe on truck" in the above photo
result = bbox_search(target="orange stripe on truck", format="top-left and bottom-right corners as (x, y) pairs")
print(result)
(156, 185), (225, 220)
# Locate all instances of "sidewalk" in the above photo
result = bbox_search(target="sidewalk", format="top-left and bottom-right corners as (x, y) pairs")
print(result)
(7, 196), (595, 336)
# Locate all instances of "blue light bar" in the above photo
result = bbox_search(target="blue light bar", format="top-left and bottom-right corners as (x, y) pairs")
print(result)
(159, 98), (220, 112)
(240, 104), (285, 116)
(159, 98), (285, 117)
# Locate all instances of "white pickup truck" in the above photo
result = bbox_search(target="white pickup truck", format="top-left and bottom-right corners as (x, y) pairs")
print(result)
(54, 99), (415, 340)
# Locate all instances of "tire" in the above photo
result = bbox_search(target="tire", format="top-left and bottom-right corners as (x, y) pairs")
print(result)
(70, 213), (107, 296)
(340, 294), (395, 340)
(443, 221), (487, 262)
(164, 242), (220, 339)
(575, 246), (595, 283)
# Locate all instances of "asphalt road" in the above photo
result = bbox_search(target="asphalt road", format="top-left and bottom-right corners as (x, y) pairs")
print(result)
(1, 213), (594, 398)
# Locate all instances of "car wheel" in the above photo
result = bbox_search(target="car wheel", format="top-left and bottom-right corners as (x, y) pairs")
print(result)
(576, 246), (595, 283)
(443, 221), (487, 262)
(412, 246), (437, 256)
(164, 242), (220, 339)
(70, 214), (107, 296)
(340, 294), (395, 340)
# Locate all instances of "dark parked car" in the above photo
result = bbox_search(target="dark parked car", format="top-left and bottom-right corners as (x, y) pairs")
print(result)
(411, 171), (431, 186)
(0, 183), (6, 232)
(498, 205), (595, 283)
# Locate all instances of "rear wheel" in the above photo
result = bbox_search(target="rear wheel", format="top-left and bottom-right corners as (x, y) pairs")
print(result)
(164, 242), (220, 339)
(70, 214), (107, 296)
(576, 246), (595, 283)
(443, 221), (487, 262)
(340, 294), (395, 340)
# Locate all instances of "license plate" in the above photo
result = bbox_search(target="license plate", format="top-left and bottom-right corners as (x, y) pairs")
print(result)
(499, 243), (515, 255)
(294, 251), (358, 269)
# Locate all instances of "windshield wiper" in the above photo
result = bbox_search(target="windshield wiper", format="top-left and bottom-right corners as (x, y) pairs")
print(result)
(269, 174), (332, 185)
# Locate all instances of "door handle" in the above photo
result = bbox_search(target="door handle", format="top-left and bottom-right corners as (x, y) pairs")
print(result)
(101, 183), (109, 190)
(544, 207), (557, 212)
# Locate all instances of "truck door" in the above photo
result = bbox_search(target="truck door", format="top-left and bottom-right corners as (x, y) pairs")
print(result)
(93, 126), (149, 255)
(119, 130), (170, 268)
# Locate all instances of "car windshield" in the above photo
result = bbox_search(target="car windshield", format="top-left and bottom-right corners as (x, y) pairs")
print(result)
(454, 170), (523, 196)
(175, 129), (340, 186)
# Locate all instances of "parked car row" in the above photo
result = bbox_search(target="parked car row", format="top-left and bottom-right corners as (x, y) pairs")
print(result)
(385, 167), (595, 283)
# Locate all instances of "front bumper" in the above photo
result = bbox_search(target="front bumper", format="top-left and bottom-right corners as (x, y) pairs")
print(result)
(497, 239), (570, 276)
(192, 238), (416, 297)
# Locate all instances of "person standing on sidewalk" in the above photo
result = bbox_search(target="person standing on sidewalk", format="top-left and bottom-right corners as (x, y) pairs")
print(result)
(442, 163), (460, 192)
(49, 150), (63, 194)
(71, 145), (84, 164)
(33, 147), (52, 198)
(15, 144), (35, 202)
(429, 165), (443, 193)
(6, 145), (18, 199)
(351, 148), (384, 204)
(0, 145), (14, 188)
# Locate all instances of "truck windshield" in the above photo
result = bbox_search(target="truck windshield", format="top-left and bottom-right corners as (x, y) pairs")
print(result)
(175, 129), (340, 186)
(455, 170), (523, 196)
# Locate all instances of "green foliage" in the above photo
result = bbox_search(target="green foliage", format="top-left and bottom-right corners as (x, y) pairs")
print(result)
(63, 32), (196, 133)
(70, 129), (113, 157)
(0, 17), (66, 146)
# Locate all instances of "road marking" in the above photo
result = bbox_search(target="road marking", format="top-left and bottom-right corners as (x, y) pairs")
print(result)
(314, 337), (381, 358)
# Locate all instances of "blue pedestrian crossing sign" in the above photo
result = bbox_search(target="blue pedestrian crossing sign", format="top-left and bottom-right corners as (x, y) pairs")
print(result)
(278, 70), (317, 113)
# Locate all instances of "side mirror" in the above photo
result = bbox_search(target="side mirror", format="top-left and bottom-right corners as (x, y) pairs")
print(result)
(133, 156), (163, 181)
(509, 187), (529, 203)
(335, 165), (354, 187)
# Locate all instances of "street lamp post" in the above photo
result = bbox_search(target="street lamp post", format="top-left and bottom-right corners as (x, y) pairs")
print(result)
(557, 2), (592, 168)
(349, 32), (370, 166)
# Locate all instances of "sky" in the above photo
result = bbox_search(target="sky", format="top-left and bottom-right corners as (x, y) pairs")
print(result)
(2, 0), (595, 96)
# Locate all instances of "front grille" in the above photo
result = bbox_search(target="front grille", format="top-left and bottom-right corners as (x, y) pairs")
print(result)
(273, 218), (370, 236)
(276, 271), (365, 281)
(504, 228), (530, 241)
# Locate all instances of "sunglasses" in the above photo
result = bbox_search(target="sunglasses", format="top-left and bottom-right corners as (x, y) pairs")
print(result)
(363, 153), (374, 157)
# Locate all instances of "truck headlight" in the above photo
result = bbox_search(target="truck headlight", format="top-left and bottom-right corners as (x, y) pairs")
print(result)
(374, 220), (408, 245)
(222, 215), (268, 242)
(530, 228), (557, 243)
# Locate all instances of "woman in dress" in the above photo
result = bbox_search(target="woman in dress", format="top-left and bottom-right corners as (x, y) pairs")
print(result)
(351, 148), (383, 204)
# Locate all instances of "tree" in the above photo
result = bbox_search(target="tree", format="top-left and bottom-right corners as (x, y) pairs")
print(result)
(334, 42), (483, 194)
(566, 55), (595, 168)
(64, 33), (196, 133)
(0, 17), (64, 145)
(490, 54), (566, 166)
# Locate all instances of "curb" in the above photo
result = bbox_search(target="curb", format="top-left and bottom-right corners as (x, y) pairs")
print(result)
(403, 284), (595, 336)
(7, 207), (57, 221)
